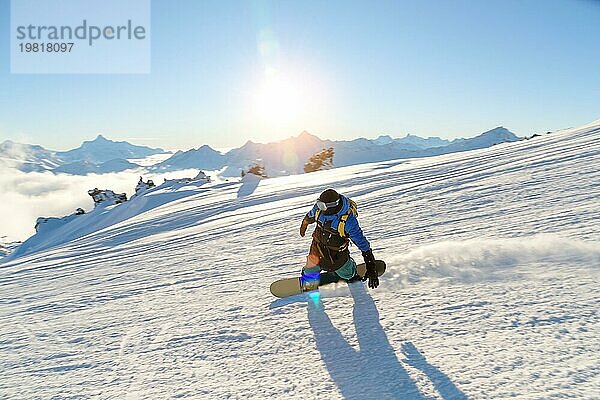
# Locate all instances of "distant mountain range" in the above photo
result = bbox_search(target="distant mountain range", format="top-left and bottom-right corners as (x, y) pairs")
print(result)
(0, 128), (521, 176)
(0, 135), (165, 174)
(153, 127), (520, 176)
(58, 135), (165, 164)
(373, 133), (451, 148)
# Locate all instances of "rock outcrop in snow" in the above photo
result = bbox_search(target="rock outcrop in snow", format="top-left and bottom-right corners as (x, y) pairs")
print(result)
(161, 171), (212, 186)
(242, 163), (268, 178)
(34, 215), (79, 235)
(135, 176), (156, 195)
(0, 237), (21, 258)
(193, 171), (211, 182)
(88, 188), (127, 206)
(304, 147), (335, 173)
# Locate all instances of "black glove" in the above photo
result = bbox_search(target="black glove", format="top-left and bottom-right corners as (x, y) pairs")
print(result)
(300, 217), (310, 237)
(362, 249), (379, 289)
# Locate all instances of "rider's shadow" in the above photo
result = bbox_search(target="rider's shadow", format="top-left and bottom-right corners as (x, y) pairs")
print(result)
(307, 284), (468, 399)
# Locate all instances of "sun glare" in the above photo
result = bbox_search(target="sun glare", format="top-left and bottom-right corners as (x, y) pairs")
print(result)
(254, 73), (308, 124)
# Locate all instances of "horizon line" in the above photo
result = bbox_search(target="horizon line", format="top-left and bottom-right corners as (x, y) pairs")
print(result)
(1, 123), (526, 153)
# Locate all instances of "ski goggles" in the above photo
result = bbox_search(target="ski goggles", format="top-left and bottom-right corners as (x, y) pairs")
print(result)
(316, 198), (339, 211)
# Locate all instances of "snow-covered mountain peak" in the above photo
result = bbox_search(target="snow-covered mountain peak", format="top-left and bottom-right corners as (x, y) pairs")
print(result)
(297, 130), (320, 140)
(289, 131), (324, 146)
(480, 126), (510, 135)
(374, 134), (394, 145)
(81, 134), (125, 148)
(198, 144), (220, 153)
(477, 126), (519, 141)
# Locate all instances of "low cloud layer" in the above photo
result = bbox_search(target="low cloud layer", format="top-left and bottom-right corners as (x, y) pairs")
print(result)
(0, 167), (203, 242)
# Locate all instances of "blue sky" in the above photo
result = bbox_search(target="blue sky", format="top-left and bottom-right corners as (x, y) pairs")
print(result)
(0, 0), (599, 151)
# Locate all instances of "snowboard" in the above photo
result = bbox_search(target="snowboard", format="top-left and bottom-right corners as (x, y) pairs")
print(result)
(270, 260), (386, 298)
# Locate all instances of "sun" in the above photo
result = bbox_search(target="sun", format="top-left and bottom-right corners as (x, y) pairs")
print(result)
(253, 72), (308, 124)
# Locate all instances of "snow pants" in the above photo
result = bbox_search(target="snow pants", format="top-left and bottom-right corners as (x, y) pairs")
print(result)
(302, 256), (357, 285)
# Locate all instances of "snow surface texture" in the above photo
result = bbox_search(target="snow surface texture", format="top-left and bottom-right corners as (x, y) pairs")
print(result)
(1, 121), (599, 399)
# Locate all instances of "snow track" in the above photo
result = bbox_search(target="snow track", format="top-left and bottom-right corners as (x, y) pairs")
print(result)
(1, 122), (599, 399)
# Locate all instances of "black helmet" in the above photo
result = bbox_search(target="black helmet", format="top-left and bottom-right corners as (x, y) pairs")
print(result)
(317, 189), (343, 215)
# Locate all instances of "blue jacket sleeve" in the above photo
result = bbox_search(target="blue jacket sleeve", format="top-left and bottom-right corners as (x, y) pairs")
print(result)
(344, 213), (371, 252)
(305, 204), (319, 222)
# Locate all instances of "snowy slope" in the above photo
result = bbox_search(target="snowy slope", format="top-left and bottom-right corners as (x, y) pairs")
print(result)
(5, 178), (212, 261)
(1, 121), (599, 399)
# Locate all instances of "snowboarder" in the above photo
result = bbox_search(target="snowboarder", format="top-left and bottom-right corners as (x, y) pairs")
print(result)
(299, 189), (379, 289)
